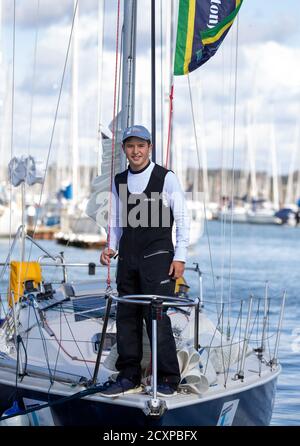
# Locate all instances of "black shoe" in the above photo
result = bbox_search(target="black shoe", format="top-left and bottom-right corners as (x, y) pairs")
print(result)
(98, 378), (142, 398)
(157, 383), (177, 397)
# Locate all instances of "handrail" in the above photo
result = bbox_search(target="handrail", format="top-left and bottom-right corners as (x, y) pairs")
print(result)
(109, 293), (200, 411)
(113, 294), (198, 308)
(38, 254), (68, 282)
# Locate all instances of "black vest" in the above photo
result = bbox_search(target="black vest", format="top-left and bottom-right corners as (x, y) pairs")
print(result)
(115, 164), (174, 256)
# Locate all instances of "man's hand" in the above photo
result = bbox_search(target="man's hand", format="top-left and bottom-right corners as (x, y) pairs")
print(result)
(100, 248), (116, 265)
(168, 261), (185, 280)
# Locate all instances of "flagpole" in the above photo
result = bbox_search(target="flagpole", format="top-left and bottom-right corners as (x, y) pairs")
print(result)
(151, 0), (156, 162)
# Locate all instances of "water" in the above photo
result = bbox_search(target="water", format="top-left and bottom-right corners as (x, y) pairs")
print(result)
(188, 221), (300, 426)
(0, 221), (299, 425)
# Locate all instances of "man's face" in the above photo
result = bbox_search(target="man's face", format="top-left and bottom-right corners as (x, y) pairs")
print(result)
(123, 137), (152, 171)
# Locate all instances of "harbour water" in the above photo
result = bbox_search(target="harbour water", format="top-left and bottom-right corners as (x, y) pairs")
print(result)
(0, 220), (299, 426)
(189, 221), (300, 426)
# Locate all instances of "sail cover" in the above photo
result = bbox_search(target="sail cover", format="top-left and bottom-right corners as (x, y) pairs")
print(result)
(85, 116), (122, 228)
(174, 0), (243, 75)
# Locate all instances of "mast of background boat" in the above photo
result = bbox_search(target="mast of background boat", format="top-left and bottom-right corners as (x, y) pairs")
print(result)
(0, 13), (9, 190)
(296, 170), (300, 206)
(285, 119), (299, 206)
(71, 0), (79, 205)
(246, 100), (258, 200)
(151, 0), (156, 162)
(96, 0), (105, 175)
(270, 121), (280, 210)
(165, 0), (174, 168)
(192, 77), (210, 204)
(120, 0), (137, 170)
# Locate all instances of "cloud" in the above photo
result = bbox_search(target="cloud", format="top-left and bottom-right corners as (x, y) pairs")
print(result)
(239, 15), (300, 46)
(2, 0), (100, 28)
(1, 0), (300, 177)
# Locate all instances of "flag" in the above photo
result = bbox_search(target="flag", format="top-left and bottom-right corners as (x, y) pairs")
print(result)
(174, 0), (243, 76)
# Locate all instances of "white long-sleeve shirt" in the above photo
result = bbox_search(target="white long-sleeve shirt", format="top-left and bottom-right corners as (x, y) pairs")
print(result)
(108, 162), (190, 262)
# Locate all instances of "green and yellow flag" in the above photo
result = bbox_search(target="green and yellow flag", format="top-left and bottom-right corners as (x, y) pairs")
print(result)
(174, 0), (243, 75)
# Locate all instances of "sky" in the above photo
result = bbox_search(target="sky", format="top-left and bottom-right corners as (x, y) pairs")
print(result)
(1, 0), (300, 179)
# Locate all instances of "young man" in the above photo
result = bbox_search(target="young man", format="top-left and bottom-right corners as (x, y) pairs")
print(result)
(100, 125), (190, 397)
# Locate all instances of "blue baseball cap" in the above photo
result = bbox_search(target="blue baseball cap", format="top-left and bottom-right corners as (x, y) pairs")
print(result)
(122, 125), (151, 143)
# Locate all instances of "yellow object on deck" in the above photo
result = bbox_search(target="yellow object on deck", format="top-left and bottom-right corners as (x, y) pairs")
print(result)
(9, 261), (42, 306)
(175, 276), (189, 296)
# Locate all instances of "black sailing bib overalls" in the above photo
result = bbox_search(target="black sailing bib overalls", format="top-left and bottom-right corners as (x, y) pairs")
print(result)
(114, 163), (180, 386)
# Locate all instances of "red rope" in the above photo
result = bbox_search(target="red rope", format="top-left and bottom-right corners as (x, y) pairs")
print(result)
(164, 84), (174, 169)
(44, 321), (96, 363)
(106, 0), (121, 287)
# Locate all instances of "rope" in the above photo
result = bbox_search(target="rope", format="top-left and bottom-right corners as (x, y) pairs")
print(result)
(60, 307), (94, 374)
(164, 84), (174, 169)
(106, 0), (121, 287)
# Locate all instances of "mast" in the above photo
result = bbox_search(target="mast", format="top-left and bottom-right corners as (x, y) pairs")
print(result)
(71, 0), (79, 203)
(195, 78), (209, 202)
(270, 122), (280, 210)
(285, 122), (299, 205)
(246, 101), (257, 199)
(0, 0), (4, 182)
(121, 0), (137, 170)
(151, 0), (156, 162)
(166, 0), (174, 168)
(96, 0), (105, 176)
(0, 0), (2, 67)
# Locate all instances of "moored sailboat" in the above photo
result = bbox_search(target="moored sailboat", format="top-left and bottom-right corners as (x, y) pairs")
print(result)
(0, 0), (285, 427)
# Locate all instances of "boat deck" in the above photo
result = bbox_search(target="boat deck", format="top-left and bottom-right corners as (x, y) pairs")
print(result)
(0, 353), (280, 411)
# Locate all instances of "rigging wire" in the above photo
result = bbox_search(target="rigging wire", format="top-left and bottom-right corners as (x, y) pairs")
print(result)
(27, 0), (40, 156)
(106, 0), (121, 288)
(61, 305), (94, 376)
(47, 10), (120, 288)
(8, 0), (16, 287)
(219, 44), (226, 311)
(96, 0), (106, 176)
(32, 305), (53, 383)
(46, 302), (63, 399)
(6, 0), (25, 389)
(25, 0), (79, 259)
(227, 15), (240, 341)
(235, 300), (243, 375)
(220, 16), (237, 323)
(160, 0), (164, 164)
(8, 0), (81, 337)
(24, 298), (32, 357)
(125, 0), (136, 130)
(164, 84), (174, 169)
(47, 1), (118, 286)
(4, 2), (83, 381)
(187, 74), (218, 312)
(0, 380), (106, 423)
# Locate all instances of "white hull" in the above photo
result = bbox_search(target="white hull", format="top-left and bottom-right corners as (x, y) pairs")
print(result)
(247, 210), (280, 225)
(217, 208), (248, 223)
(0, 270), (283, 426)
